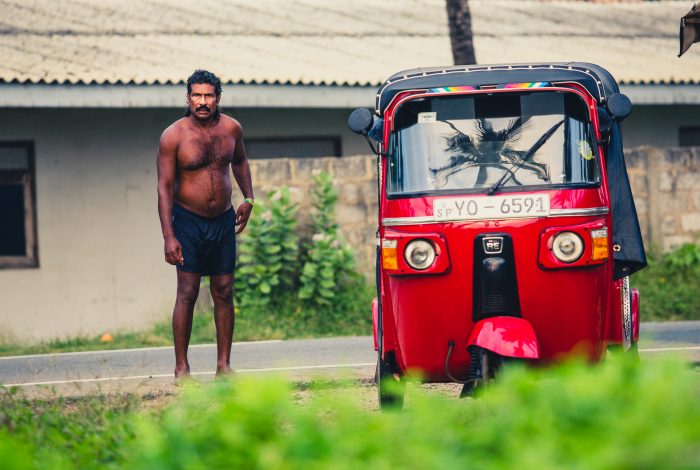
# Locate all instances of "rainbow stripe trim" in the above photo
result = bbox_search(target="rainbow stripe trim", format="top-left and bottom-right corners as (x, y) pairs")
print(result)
(498, 82), (551, 89)
(428, 86), (476, 93)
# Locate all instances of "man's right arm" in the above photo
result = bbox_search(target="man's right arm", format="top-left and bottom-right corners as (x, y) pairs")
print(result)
(157, 128), (184, 265)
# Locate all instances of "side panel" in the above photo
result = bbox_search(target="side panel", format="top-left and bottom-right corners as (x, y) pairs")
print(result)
(371, 297), (379, 352)
(632, 288), (640, 343)
(607, 279), (624, 344)
(606, 282), (640, 344)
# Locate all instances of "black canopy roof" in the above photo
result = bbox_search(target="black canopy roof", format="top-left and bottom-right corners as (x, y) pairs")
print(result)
(375, 62), (620, 116)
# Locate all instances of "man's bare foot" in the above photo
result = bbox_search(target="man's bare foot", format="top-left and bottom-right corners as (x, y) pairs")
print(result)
(174, 367), (192, 386)
(215, 366), (234, 381)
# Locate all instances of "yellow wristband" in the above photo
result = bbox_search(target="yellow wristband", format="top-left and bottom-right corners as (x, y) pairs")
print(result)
(244, 198), (255, 206)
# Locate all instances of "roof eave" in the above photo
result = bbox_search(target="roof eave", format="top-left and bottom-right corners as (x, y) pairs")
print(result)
(0, 82), (697, 108)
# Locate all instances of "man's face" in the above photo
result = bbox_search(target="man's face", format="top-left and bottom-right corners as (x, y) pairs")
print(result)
(187, 83), (220, 121)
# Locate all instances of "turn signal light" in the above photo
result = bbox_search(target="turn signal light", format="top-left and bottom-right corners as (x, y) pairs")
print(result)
(590, 227), (609, 261)
(382, 239), (398, 270)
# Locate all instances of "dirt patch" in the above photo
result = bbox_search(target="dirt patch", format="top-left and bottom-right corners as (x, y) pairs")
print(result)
(7, 376), (471, 415)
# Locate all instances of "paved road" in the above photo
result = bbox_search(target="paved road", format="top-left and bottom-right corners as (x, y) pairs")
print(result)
(1, 322), (698, 396)
(0, 337), (377, 396)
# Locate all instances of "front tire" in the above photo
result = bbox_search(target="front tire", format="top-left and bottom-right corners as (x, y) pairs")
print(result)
(461, 347), (522, 398)
(376, 353), (405, 410)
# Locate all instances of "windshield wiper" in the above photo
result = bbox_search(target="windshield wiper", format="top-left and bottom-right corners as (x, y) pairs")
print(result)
(487, 119), (564, 195)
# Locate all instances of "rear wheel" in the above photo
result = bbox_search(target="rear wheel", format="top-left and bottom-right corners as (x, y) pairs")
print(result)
(607, 341), (640, 361)
(376, 353), (405, 410)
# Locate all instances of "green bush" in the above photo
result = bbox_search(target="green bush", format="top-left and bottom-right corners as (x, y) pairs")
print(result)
(235, 188), (300, 307)
(299, 172), (358, 307)
(230, 172), (369, 336)
(0, 436), (34, 470)
(128, 357), (700, 469)
(632, 243), (700, 321)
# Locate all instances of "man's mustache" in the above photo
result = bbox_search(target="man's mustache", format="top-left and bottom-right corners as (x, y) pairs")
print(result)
(196, 106), (210, 112)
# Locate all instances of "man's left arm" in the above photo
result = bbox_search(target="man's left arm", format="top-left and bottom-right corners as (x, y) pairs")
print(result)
(231, 122), (254, 234)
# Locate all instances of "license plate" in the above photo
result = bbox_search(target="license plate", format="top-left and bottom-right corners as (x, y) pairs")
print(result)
(433, 194), (550, 221)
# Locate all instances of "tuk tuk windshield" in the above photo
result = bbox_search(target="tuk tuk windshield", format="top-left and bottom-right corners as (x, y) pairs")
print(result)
(388, 91), (599, 196)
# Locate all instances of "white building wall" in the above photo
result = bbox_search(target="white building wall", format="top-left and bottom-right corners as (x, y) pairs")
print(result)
(0, 108), (169, 342)
(623, 105), (700, 148)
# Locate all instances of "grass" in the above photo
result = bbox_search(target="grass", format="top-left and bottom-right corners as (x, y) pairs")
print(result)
(1, 356), (699, 469)
(0, 280), (375, 357)
(0, 389), (142, 469)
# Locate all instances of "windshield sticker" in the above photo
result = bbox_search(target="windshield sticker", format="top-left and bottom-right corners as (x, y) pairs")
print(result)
(428, 86), (476, 93)
(418, 112), (437, 123)
(498, 82), (551, 89)
(578, 140), (594, 160)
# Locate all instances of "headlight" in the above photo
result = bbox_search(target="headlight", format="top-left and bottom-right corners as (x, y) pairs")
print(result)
(404, 239), (436, 270)
(552, 232), (584, 263)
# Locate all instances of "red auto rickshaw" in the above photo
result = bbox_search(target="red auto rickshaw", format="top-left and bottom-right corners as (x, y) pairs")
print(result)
(349, 63), (647, 409)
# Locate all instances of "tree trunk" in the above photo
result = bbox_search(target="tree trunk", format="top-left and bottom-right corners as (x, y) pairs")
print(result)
(446, 0), (476, 65)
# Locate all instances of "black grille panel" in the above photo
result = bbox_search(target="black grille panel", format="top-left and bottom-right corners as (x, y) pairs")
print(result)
(473, 234), (521, 320)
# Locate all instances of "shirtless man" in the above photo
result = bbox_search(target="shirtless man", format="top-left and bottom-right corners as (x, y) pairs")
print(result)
(157, 70), (253, 380)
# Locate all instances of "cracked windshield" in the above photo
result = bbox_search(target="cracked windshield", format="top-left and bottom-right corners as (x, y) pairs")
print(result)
(388, 91), (599, 195)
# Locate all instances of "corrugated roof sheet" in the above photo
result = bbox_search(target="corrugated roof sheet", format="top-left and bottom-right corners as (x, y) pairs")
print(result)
(0, 0), (697, 86)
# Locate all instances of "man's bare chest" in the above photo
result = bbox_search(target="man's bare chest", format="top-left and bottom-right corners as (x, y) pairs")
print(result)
(178, 134), (235, 172)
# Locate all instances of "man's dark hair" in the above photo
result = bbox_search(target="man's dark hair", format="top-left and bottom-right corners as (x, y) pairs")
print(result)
(184, 69), (222, 119)
(186, 69), (222, 96)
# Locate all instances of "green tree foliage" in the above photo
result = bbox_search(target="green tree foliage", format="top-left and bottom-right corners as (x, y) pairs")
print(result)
(298, 172), (357, 306)
(235, 188), (299, 306)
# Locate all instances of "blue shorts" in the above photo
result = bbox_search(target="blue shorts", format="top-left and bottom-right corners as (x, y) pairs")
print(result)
(173, 203), (236, 276)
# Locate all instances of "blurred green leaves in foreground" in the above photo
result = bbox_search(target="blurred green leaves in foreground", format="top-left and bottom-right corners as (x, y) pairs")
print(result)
(2, 356), (699, 469)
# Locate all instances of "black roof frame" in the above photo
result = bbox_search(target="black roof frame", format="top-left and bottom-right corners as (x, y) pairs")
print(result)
(376, 62), (621, 116)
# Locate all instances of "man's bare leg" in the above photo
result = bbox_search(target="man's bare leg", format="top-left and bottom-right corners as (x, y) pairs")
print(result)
(210, 273), (235, 375)
(173, 270), (202, 378)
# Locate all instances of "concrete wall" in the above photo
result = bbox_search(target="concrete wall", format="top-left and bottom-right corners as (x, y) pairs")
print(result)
(248, 155), (378, 275)
(626, 146), (700, 252)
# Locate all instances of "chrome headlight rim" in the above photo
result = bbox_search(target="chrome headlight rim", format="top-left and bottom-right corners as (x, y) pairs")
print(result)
(552, 231), (584, 263)
(404, 239), (436, 270)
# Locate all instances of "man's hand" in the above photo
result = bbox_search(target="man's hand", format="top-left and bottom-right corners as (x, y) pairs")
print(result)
(235, 201), (253, 234)
(164, 236), (184, 265)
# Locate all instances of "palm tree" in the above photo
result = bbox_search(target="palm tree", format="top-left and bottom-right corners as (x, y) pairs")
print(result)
(446, 0), (476, 65)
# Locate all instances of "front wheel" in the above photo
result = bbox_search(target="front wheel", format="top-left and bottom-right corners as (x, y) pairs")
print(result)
(461, 347), (522, 398)
(376, 353), (405, 410)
